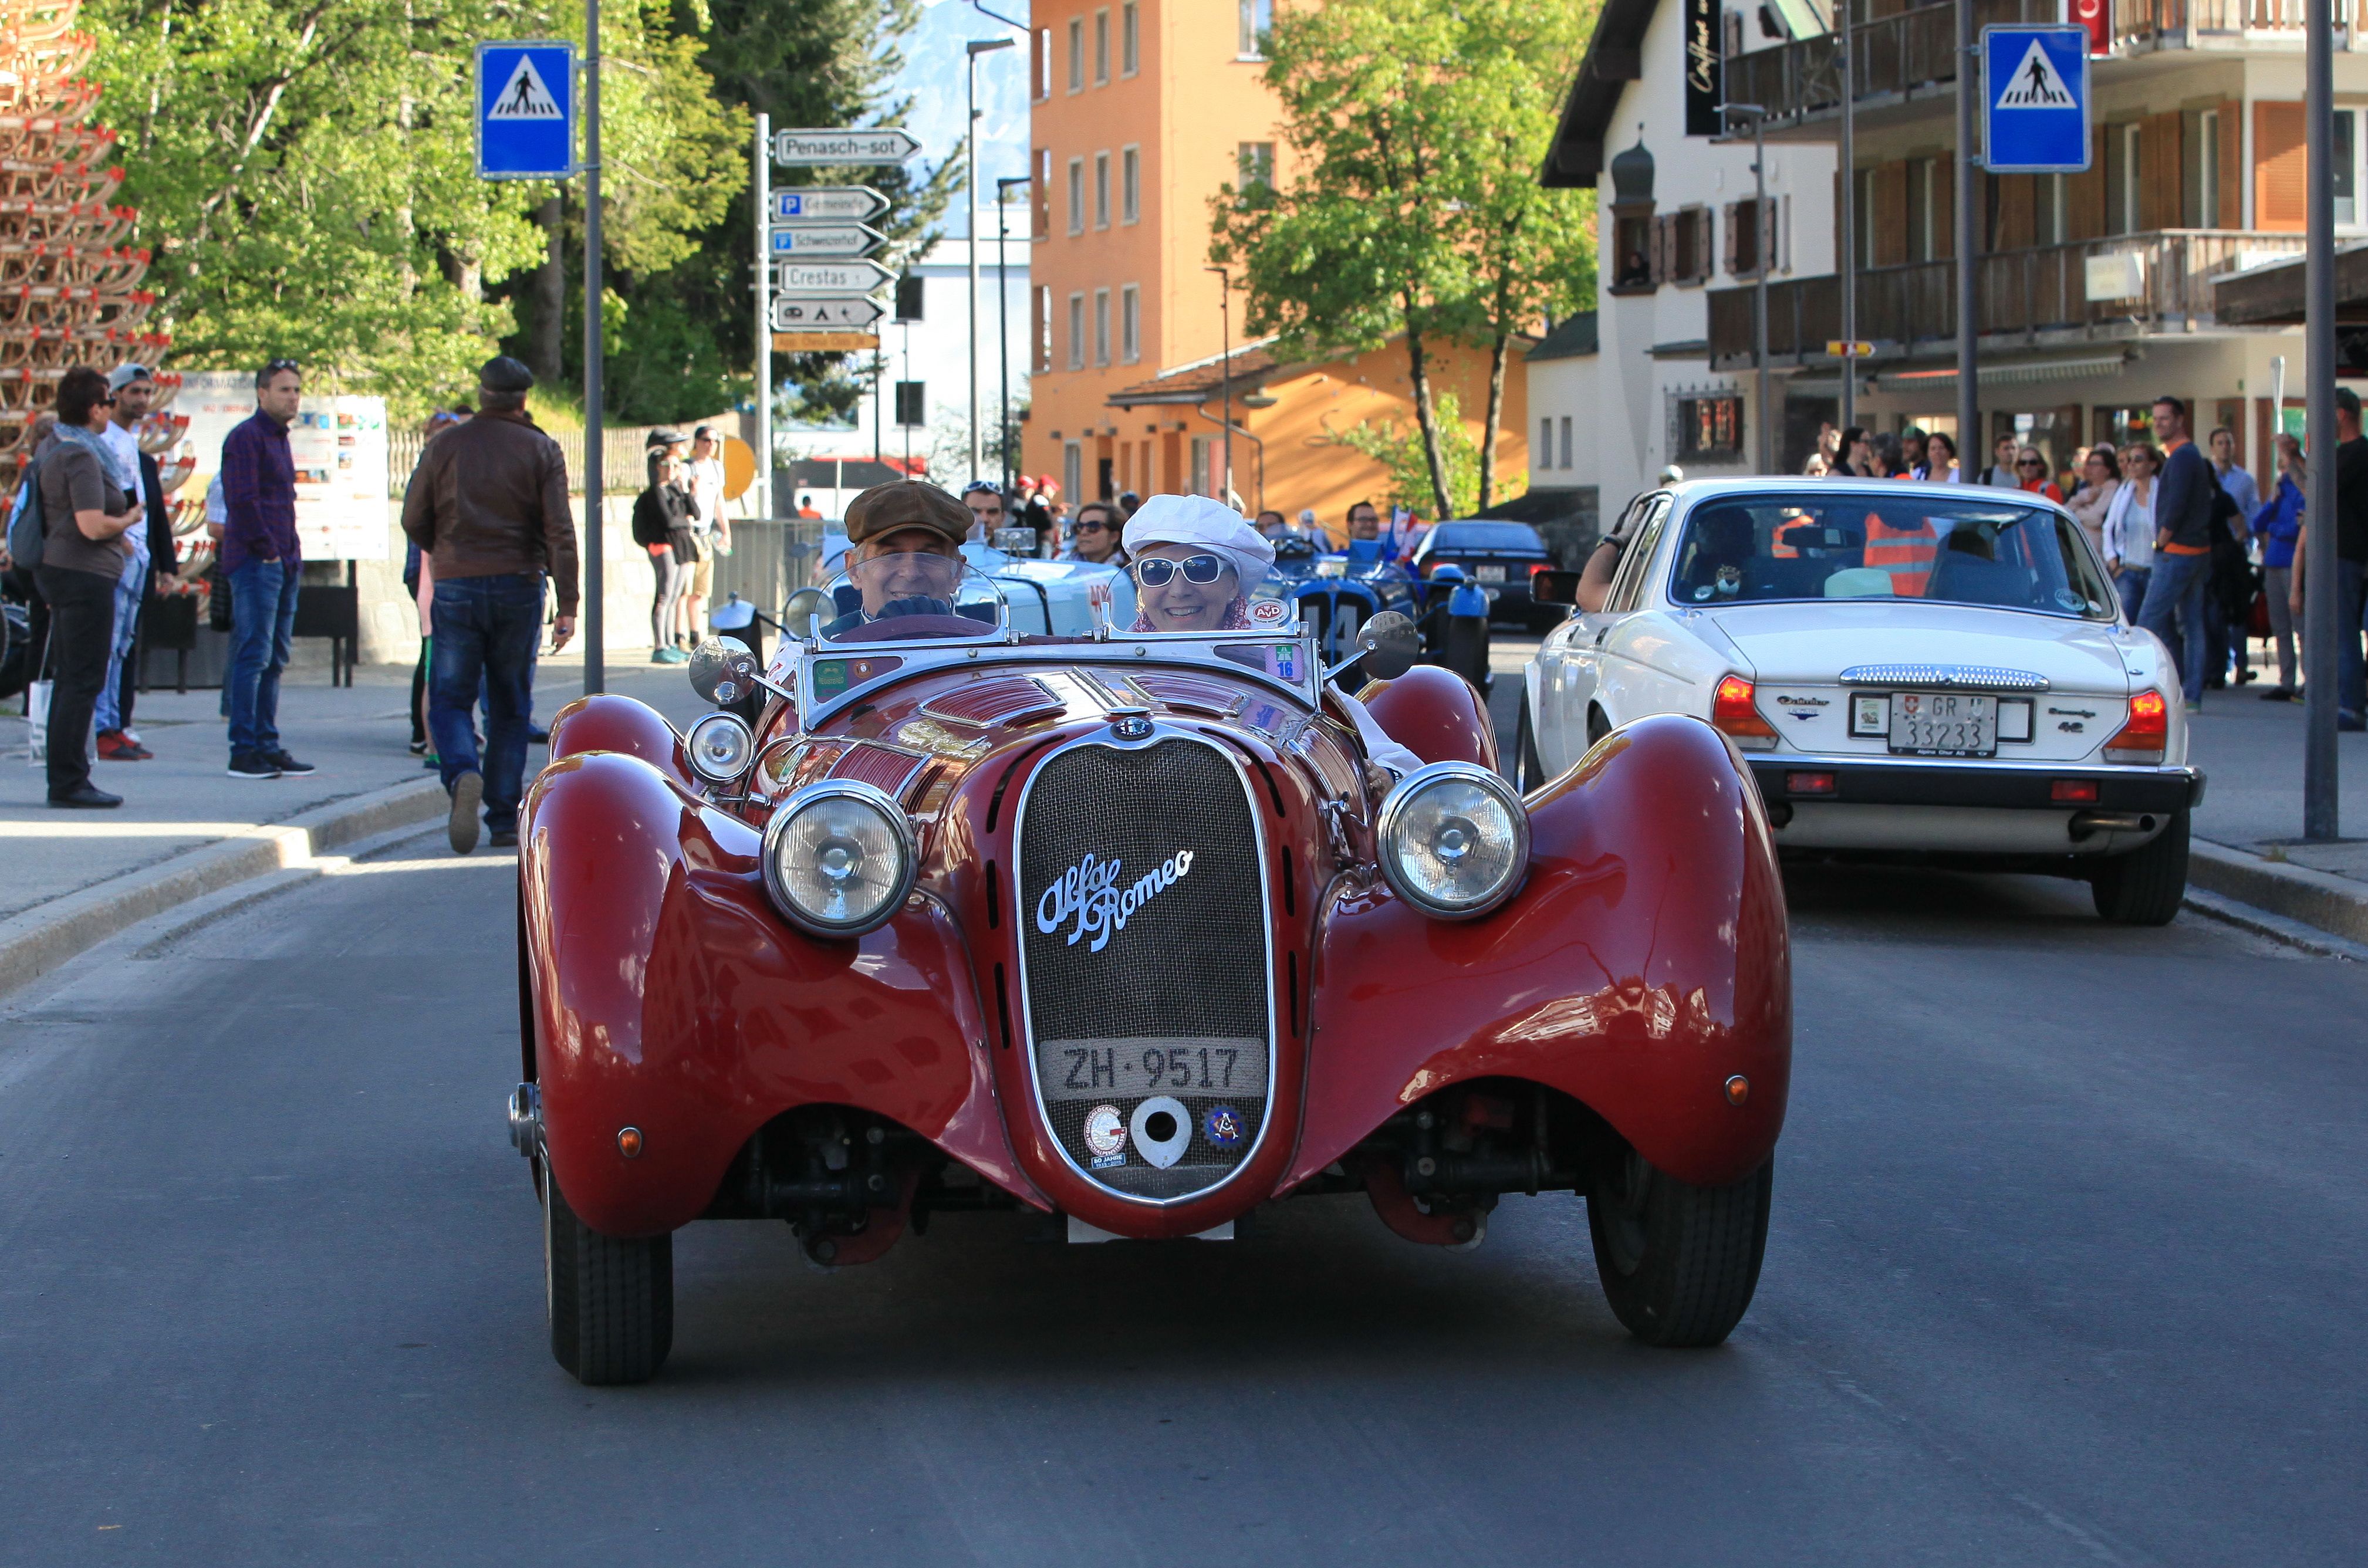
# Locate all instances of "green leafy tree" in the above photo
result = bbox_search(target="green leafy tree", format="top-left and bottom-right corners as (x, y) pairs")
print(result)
(1323, 391), (1518, 519)
(1211, 0), (1594, 515)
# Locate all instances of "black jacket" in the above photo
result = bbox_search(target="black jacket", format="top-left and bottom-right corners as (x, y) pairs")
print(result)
(630, 483), (701, 560)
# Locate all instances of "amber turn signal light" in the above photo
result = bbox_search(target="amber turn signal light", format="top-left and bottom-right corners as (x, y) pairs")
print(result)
(616, 1127), (644, 1159)
(1724, 1074), (1749, 1106)
(1711, 675), (1779, 751)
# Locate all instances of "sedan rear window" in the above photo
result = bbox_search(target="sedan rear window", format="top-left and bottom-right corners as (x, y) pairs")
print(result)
(1663, 493), (2116, 620)
(1425, 522), (1545, 553)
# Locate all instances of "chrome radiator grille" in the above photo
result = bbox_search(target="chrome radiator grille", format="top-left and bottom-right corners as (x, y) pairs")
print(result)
(1016, 736), (1272, 1201)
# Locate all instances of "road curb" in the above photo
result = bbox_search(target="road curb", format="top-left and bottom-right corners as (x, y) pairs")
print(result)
(2188, 837), (2368, 948)
(0, 776), (447, 996)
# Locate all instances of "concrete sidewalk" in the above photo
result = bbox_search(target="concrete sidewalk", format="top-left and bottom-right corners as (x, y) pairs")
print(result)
(1, 652), (707, 992)
(2179, 685), (2368, 950)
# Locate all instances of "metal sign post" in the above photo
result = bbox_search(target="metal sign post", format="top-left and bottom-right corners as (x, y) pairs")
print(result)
(2305, 0), (2339, 839)
(754, 111), (772, 522)
(581, 7), (604, 692)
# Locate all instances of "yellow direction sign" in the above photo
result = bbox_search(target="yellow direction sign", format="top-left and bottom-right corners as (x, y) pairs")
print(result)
(772, 330), (880, 352)
(1827, 340), (1876, 359)
(719, 435), (757, 501)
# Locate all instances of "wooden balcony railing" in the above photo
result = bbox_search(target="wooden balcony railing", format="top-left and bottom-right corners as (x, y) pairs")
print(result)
(1727, 0), (2358, 131)
(1705, 229), (2306, 368)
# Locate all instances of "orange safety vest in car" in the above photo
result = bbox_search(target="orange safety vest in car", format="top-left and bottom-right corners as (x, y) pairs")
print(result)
(1863, 511), (1937, 596)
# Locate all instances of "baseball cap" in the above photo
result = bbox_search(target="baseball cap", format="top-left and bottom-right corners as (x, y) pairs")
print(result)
(108, 361), (154, 391)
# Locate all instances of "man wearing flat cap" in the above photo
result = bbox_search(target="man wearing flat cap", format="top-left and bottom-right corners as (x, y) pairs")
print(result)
(819, 480), (975, 636)
(401, 354), (577, 854)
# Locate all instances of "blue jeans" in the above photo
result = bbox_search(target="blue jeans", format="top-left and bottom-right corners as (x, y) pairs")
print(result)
(430, 573), (544, 834)
(2114, 567), (2151, 626)
(227, 559), (300, 756)
(2138, 552), (2211, 704)
(93, 538), (146, 734)
(2338, 559), (2367, 720)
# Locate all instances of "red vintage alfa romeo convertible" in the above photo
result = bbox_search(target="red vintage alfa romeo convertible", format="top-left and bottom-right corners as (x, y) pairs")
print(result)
(511, 558), (1789, 1384)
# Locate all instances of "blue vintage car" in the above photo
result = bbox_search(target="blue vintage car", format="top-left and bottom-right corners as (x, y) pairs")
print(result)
(1256, 532), (1422, 664)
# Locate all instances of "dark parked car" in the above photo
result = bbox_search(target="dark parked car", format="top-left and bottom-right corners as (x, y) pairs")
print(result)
(1411, 521), (1556, 628)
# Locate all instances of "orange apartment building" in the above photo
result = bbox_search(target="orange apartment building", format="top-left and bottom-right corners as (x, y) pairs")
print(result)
(1024, 0), (1530, 528)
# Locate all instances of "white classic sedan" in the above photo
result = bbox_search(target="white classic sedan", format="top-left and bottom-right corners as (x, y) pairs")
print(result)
(1515, 479), (2205, 924)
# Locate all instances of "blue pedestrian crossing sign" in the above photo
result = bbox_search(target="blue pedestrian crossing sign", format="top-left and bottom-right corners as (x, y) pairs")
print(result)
(477, 42), (575, 180)
(1981, 26), (2089, 174)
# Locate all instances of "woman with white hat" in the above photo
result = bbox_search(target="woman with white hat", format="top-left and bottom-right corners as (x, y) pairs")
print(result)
(1120, 494), (1275, 633)
(1121, 495), (1422, 778)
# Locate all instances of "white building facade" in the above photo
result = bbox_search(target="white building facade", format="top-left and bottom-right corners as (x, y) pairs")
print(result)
(1530, 0), (1836, 535)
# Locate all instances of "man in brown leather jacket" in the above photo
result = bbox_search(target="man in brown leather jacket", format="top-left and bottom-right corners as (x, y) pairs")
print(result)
(400, 356), (577, 854)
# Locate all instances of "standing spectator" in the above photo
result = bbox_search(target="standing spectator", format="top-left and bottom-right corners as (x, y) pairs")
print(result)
(2206, 425), (2262, 690)
(1346, 499), (1382, 542)
(796, 493), (823, 519)
(1923, 431), (1961, 483)
(1117, 490), (1143, 522)
(2138, 395), (2215, 712)
(1815, 421), (1841, 472)
(2252, 432), (2305, 702)
(1983, 433), (2020, 488)
(1018, 475), (1058, 553)
(2065, 447), (2120, 563)
(1900, 427), (1930, 481)
(682, 425), (729, 641)
(631, 450), (698, 663)
(92, 362), (170, 761)
(2289, 387), (2367, 728)
(2104, 444), (2158, 623)
(1802, 452), (1832, 477)
(219, 358), (313, 780)
(1836, 426), (1876, 477)
(1059, 501), (1127, 565)
(31, 366), (143, 807)
(400, 356), (577, 854)
(1870, 431), (1904, 479)
(1253, 508), (1290, 537)
(2012, 446), (2063, 501)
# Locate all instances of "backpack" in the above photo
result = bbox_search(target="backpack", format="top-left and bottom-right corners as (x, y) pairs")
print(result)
(4, 458), (43, 570)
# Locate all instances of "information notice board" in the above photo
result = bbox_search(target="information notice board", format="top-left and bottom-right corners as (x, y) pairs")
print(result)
(175, 371), (391, 562)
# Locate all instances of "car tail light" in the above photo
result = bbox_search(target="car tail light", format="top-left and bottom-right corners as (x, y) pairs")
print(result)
(1712, 675), (1779, 751)
(2051, 778), (2099, 803)
(2103, 691), (2168, 764)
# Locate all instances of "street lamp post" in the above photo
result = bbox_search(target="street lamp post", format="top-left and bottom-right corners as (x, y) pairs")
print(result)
(582, 0), (604, 692)
(2305, 0), (2339, 838)
(1723, 104), (1772, 474)
(1954, 0), (1979, 474)
(1205, 266), (1232, 504)
(965, 36), (1014, 486)
(996, 174), (1029, 502)
(1837, 1), (1857, 440)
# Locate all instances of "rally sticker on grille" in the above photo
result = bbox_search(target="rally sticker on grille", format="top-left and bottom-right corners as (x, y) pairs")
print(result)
(1034, 849), (1195, 952)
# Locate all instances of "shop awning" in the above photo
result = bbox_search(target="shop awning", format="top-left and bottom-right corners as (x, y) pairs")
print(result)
(1873, 352), (2130, 394)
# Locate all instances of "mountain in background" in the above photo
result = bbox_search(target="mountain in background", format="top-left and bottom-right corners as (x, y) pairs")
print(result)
(890, 0), (1030, 238)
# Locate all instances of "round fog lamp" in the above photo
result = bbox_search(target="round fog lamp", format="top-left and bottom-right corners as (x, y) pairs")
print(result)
(1375, 762), (1529, 920)
(761, 780), (917, 938)
(685, 711), (756, 785)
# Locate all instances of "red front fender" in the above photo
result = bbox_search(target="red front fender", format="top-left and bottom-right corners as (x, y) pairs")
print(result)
(1293, 715), (1790, 1190)
(521, 747), (1038, 1237)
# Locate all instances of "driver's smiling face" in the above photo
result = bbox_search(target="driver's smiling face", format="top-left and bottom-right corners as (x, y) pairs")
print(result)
(851, 528), (962, 614)
(1134, 542), (1239, 631)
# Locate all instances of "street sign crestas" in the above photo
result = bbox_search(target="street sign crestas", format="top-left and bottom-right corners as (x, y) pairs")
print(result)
(1981, 26), (2091, 174)
(477, 41), (574, 180)
(775, 260), (896, 296)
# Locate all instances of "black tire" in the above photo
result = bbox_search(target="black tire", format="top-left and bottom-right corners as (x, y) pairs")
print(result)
(545, 1172), (673, 1385)
(2090, 806), (2190, 926)
(1515, 700), (1548, 792)
(1587, 1151), (1772, 1347)
(1586, 705), (1613, 747)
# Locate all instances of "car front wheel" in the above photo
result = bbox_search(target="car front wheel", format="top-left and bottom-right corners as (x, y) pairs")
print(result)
(2090, 806), (2190, 926)
(1587, 1150), (1772, 1347)
(545, 1170), (674, 1385)
(1515, 701), (1548, 792)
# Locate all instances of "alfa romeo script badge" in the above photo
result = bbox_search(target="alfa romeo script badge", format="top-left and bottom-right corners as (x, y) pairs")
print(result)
(1035, 849), (1195, 952)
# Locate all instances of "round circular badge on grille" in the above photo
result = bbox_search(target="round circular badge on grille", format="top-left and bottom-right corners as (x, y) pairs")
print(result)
(1082, 1104), (1126, 1158)
(1130, 1096), (1192, 1169)
(1202, 1105), (1245, 1150)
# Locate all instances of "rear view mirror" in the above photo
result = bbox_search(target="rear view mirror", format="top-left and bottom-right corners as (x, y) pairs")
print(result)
(782, 587), (832, 640)
(1356, 610), (1421, 682)
(1531, 569), (1581, 607)
(687, 636), (761, 706)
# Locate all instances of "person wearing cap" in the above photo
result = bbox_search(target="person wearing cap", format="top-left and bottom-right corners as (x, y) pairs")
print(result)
(818, 481), (973, 636)
(90, 361), (173, 761)
(219, 356), (311, 781)
(1121, 494), (1276, 633)
(401, 355), (578, 854)
(961, 479), (1006, 545)
(684, 425), (729, 642)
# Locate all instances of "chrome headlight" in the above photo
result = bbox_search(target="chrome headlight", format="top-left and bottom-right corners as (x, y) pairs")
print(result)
(1374, 762), (1529, 920)
(759, 780), (917, 938)
(685, 711), (756, 785)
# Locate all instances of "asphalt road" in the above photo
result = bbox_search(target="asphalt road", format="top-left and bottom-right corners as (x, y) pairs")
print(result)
(2, 643), (2362, 1566)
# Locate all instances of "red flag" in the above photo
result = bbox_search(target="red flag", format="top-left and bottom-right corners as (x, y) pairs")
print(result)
(2073, 0), (2111, 55)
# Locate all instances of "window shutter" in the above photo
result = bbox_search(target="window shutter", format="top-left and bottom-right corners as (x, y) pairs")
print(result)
(2218, 99), (2243, 234)
(1722, 202), (1739, 276)
(1762, 198), (1780, 273)
(1653, 214), (1674, 283)
(2255, 100), (2305, 232)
